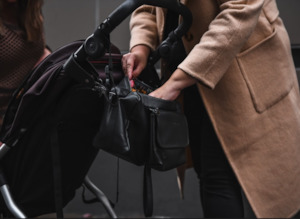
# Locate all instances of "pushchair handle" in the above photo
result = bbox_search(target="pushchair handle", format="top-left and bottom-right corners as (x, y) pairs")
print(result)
(102, 0), (192, 39)
(74, 0), (192, 61)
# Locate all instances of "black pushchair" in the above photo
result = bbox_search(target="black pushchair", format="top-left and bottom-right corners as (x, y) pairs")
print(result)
(0, 0), (192, 218)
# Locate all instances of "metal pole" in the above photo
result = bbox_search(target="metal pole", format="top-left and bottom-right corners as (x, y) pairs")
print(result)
(83, 176), (117, 218)
(0, 185), (27, 218)
(95, 0), (101, 29)
(0, 144), (11, 160)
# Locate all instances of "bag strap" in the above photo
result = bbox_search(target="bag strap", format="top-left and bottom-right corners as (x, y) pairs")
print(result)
(143, 165), (153, 217)
(143, 110), (156, 217)
(50, 126), (64, 218)
(81, 185), (99, 204)
(104, 35), (116, 90)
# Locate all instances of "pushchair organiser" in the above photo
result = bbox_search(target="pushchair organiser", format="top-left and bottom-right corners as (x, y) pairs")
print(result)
(0, 0), (192, 218)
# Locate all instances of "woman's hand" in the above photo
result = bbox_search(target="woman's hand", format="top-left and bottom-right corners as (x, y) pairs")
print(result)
(122, 45), (150, 80)
(149, 68), (197, 101)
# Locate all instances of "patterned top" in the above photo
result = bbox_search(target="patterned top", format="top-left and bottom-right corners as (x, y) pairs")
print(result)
(0, 23), (44, 129)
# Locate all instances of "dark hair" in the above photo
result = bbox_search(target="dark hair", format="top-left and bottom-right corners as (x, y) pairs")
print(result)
(0, 1), (3, 36)
(0, 0), (44, 42)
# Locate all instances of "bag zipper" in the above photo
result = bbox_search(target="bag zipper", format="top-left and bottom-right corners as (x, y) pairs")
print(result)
(149, 108), (159, 114)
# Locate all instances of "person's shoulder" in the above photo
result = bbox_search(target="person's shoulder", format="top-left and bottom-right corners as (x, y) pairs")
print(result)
(1, 21), (24, 36)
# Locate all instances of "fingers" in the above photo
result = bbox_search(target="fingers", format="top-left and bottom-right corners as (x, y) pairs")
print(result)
(130, 79), (135, 88)
(122, 53), (135, 80)
(122, 50), (148, 80)
(121, 55), (136, 87)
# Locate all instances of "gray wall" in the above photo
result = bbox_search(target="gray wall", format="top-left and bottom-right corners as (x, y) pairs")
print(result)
(43, 0), (300, 52)
(276, 0), (300, 45)
(42, 0), (300, 217)
(43, 0), (131, 52)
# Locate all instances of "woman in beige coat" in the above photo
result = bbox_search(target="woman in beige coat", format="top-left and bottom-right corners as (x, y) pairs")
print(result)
(122, 0), (300, 218)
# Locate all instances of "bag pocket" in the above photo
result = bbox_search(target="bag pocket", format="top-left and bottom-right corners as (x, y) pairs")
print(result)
(237, 29), (294, 113)
(93, 91), (148, 166)
(148, 109), (189, 171)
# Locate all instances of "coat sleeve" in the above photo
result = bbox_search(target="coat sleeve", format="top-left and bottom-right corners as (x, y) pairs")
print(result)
(129, 5), (159, 51)
(178, 0), (265, 89)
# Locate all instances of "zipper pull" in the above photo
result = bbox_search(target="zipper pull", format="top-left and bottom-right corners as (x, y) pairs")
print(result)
(149, 108), (159, 114)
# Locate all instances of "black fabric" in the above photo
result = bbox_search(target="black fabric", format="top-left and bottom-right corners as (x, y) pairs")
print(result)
(143, 165), (153, 217)
(50, 126), (64, 218)
(148, 109), (188, 171)
(184, 85), (244, 218)
(0, 40), (114, 217)
(0, 83), (103, 217)
(162, 10), (187, 74)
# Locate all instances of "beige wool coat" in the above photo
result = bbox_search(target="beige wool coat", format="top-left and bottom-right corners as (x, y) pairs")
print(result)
(129, 0), (300, 218)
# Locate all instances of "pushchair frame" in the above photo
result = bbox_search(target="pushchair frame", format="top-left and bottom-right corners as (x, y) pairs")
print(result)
(0, 0), (192, 217)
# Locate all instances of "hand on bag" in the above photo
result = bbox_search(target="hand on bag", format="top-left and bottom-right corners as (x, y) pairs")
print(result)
(122, 45), (150, 86)
(149, 68), (197, 101)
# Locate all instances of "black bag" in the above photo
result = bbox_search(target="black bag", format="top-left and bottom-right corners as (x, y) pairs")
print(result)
(93, 73), (189, 217)
(93, 76), (148, 165)
(147, 103), (188, 171)
(93, 76), (189, 171)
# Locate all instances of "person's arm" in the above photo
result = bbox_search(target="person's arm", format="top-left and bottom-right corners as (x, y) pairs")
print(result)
(178, 0), (264, 89)
(122, 5), (158, 82)
(127, 1), (265, 100)
(152, 0), (265, 101)
(129, 5), (159, 52)
(149, 68), (197, 101)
